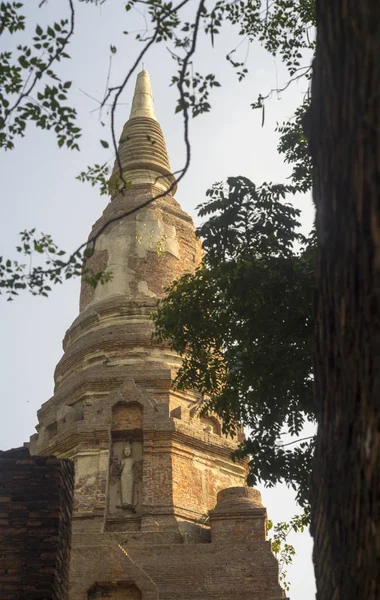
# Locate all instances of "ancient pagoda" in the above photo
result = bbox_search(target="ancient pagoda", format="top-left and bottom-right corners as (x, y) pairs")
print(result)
(29, 71), (284, 600)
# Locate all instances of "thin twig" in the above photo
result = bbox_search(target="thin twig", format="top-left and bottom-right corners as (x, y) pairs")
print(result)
(260, 66), (312, 104)
(102, 53), (113, 115)
(277, 435), (314, 449)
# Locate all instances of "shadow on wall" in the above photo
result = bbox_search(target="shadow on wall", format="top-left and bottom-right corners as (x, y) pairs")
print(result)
(88, 582), (142, 599)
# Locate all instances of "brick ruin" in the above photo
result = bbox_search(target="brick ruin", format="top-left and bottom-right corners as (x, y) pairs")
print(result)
(0, 447), (74, 600)
(25, 71), (284, 599)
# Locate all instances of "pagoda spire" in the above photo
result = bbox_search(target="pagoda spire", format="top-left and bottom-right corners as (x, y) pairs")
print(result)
(110, 70), (177, 195)
(28, 66), (282, 600)
(129, 70), (157, 120)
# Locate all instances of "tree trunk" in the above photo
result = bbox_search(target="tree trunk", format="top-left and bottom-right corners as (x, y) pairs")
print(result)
(309, 2), (380, 599)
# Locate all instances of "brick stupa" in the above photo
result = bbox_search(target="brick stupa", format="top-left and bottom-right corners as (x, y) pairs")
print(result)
(30, 71), (284, 600)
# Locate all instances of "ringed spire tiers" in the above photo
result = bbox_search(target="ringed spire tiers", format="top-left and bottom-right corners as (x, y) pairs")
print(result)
(109, 70), (177, 195)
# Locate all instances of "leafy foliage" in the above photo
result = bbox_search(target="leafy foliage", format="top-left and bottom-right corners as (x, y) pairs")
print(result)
(76, 163), (112, 196)
(205, 0), (315, 76)
(154, 176), (316, 506)
(0, 2), (81, 150)
(0, 1), (25, 34)
(0, 230), (111, 300)
(268, 510), (310, 590)
(276, 98), (312, 192)
(172, 71), (221, 118)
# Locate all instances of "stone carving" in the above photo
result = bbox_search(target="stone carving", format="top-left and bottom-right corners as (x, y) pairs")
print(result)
(108, 440), (143, 515)
(200, 416), (221, 435)
(117, 442), (135, 510)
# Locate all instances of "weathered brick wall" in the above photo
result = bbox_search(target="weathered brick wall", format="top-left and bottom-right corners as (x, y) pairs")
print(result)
(69, 533), (283, 600)
(171, 445), (246, 517)
(79, 186), (203, 312)
(66, 487), (284, 600)
(0, 447), (74, 600)
(112, 402), (143, 431)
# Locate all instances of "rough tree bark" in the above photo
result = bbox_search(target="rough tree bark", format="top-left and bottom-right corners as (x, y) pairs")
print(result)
(309, 2), (380, 599)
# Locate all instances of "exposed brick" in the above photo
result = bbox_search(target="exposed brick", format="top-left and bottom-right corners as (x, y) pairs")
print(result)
(0, 447), (74, 600)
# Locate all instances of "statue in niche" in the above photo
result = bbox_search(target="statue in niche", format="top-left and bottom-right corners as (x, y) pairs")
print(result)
(117, 442), (135, 511)
(108, 439), (143, 516)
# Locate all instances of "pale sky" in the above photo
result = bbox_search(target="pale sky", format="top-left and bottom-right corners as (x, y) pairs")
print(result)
(0, 1), (315, 597)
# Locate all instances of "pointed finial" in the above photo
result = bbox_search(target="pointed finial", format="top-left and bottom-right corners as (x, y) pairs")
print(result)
(110, 69), (177, 196)
(129, 70), (157, 121)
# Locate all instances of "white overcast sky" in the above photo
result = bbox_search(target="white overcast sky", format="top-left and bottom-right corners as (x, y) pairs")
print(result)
(0, 1), (315, 597)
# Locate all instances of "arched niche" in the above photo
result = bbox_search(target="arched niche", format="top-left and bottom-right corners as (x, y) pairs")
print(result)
(200, 416), (221, 436)
(108, 402), (144, 521)
(88, 582), (142, 599)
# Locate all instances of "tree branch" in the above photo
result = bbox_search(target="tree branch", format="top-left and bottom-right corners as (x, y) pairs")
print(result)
(277, 435), (314, 449)
(6, 0), (75, 119)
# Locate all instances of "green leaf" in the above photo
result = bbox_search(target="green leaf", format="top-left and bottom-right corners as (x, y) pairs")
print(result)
(18, 55), (29, 68)
(100, 139), (109, 148)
